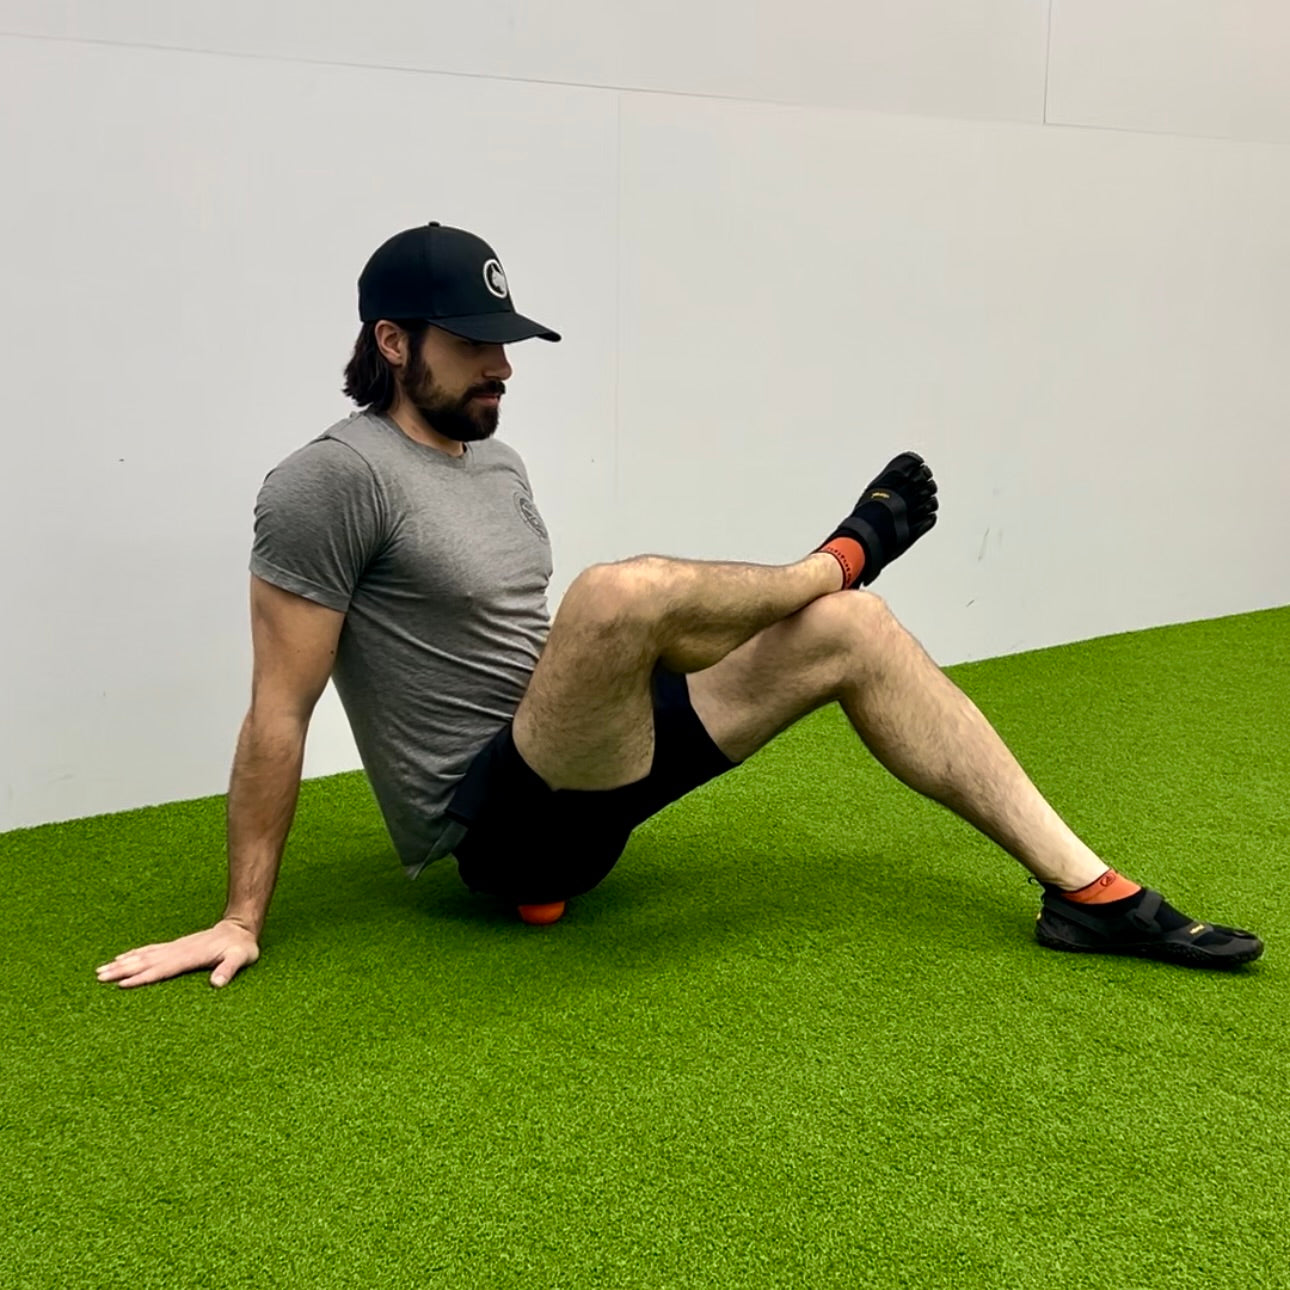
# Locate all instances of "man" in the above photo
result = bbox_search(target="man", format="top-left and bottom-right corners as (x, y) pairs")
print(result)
(96, 222), (1263, 990)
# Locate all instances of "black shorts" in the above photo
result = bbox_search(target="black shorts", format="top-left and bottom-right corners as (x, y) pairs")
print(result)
(444, 666), (737, 905)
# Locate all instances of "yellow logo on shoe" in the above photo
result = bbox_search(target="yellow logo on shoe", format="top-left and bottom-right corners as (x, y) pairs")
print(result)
(1189, 923), (1205, 935)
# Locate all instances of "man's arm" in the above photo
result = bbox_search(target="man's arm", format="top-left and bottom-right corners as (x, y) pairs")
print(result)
(96, 577), (345, 989)
(222, 710), (309, 940)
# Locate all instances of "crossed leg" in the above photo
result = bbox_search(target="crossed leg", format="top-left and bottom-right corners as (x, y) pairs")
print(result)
(513, 553), (1106, 890)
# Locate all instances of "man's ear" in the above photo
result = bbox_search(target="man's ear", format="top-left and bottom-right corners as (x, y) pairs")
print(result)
(374, 320), (408, 369)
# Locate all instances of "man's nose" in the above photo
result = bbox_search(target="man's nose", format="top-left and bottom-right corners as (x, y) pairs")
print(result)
(485, 345), (512, 380)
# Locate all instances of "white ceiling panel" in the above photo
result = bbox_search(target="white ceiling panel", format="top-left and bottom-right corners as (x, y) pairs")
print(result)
(1048, 0), (1290, 144)
(2, 0), (1048, 123)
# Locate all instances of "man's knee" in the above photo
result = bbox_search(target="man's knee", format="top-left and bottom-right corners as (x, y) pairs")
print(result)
(806, 589), (903, 670)
(809, 587), (894, 632)
(560, 556), (673, 633)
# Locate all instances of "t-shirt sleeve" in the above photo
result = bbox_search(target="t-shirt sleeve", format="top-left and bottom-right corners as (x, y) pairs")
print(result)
(249, 439), (387, 613)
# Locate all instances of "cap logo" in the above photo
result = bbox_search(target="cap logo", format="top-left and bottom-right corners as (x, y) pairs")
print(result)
(483, 259), (509, 300)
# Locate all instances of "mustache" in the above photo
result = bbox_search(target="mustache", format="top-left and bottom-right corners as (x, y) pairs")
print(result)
(465, 381), (506, 399)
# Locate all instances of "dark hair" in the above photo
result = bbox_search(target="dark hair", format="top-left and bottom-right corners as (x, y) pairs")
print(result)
(342, 318), (431, 413)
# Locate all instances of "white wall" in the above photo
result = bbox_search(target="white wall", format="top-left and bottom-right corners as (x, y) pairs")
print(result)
(2, 4), (1288, 836)
(1048, 0), (1290, 144)
(0, 0), (1050, 122)
(614, 96), (1290, 661)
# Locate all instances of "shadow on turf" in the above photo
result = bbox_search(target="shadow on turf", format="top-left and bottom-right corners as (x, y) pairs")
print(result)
(356, 839), (1267, 986)
(382, 838), (1023, 954)
(254, 800), (1267, 986)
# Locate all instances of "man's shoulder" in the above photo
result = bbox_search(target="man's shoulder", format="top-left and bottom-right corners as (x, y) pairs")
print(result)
(316, 415), (527, 474)
(313, 409), (392, 458)
(274, 410), (414, 484)
(254, 413), (390, 507)
(475, 436), (531, 479)
(266, 414), (531, 485)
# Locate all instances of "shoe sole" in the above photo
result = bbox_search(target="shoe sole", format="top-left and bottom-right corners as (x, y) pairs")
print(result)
(1036, 918), (1264, 967)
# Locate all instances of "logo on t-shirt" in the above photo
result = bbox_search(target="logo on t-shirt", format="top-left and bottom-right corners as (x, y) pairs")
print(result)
(514, 491), (548, 540)
(483, 259), (509, 299)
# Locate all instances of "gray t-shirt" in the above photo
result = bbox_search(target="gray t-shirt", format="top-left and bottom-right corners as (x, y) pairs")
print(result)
(249, 410), (553, 878)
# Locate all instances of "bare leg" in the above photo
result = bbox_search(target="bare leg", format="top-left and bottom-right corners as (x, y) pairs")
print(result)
(689, 593), (1264, 964)
(514, 553), (844, 791)
(837, 602), (1105, 888)
(690, 592), (1107, 889)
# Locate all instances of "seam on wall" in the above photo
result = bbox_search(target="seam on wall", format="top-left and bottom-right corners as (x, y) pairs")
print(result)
(1043, 0), (1055, 124)
(8, 30), (1287, 154)
(612, 92), (623, 527)
(0, 28), (1030, 120)
(1040, 117), (1288, 149)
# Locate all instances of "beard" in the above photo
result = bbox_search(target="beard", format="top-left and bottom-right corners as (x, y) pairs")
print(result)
(400, 345), (503, 443)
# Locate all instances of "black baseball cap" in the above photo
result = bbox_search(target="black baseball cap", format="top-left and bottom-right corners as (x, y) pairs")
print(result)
(357, 221), (561, 344)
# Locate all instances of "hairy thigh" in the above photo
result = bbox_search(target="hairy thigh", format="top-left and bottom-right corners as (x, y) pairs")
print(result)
(688, 590), (889, 764)
(512, 560), (664, 791)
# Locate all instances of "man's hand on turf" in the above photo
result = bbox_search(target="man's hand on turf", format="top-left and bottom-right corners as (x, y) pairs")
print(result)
(95, 918), (260, 989)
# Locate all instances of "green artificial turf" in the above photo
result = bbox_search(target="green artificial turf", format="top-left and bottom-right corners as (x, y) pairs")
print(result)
(4, 607), (1288, 1289)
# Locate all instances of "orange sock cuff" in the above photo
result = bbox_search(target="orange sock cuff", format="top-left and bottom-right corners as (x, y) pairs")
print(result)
(1061, 868), (1143, 905)
(819, 538), (865, 589)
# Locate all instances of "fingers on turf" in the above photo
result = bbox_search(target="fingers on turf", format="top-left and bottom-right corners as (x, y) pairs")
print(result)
(96, 945), (159, 974)
(210, 948), (252, 988)
(117, 965), (167, 988)
(97, 948), (182, 987)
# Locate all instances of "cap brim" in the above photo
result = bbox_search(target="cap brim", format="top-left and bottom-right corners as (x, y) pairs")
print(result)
(433, 313), (561, 344)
